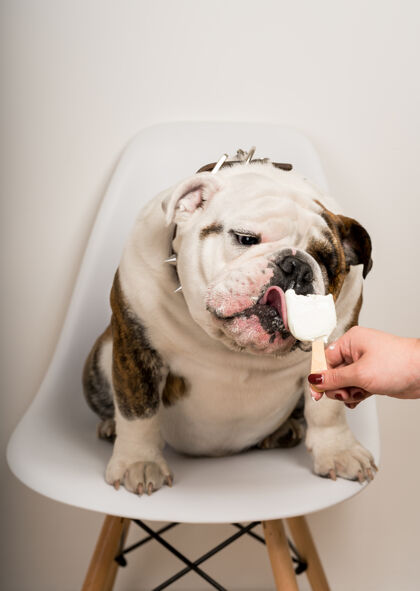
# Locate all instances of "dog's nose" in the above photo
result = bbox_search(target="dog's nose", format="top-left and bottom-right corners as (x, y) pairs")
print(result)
(277, 255), (313, 294)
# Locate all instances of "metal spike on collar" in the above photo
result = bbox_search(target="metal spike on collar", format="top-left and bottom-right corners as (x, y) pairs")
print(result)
(211, 153), (228, 174)
(164, 255), (177, 265)
(244, 146), (256, 164)
(174, 285), (183, 293)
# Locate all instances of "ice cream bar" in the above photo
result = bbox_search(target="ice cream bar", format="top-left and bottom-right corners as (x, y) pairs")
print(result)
(285, 289), (337, 397)
(284, 290), (337, 343)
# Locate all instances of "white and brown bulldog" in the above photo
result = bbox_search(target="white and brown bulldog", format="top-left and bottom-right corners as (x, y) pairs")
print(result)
(83, 151), (376, 496)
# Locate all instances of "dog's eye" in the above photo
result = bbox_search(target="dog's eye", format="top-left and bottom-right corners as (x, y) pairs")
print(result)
(234, 233), (261, 246)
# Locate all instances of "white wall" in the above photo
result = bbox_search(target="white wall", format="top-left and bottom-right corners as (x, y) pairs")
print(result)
(1, 1), (419, 589)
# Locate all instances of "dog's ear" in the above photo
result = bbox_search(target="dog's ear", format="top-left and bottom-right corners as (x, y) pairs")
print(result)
(336, 215), (373, 279)
(162, 173), (223, 226)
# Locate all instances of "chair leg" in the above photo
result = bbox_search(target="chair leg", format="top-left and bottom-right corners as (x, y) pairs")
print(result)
(262, 519), (299, 591)
(286, 515), (330, 591)
(82, 515), (130, 591)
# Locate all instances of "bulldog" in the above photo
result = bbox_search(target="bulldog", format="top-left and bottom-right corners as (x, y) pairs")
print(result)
(83, 150), (376, 496)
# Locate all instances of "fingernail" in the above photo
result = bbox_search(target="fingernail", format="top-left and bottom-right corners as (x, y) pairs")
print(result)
(308, 373), (324, 385)
(352, 390), (365, 401)
(345, 403), (357, 409)
(335, 394), (344, 401)
(310, 388), (322, 401)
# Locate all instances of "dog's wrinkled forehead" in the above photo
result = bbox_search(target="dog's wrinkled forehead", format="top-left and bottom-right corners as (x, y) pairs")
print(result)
(203, 172), (322, 244)
(164, 163), (322, 232)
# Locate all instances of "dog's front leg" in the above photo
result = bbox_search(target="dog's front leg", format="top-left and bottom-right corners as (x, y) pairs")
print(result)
(105, 272), (173, 495)
(304, 383), (376, 482)
(106, 405), (172, 495)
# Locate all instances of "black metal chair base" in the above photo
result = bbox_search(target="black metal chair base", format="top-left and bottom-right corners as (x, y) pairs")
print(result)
(114, 520), (307, 591)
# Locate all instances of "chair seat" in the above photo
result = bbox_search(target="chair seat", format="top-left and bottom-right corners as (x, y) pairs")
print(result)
(7, 121), (380, 524)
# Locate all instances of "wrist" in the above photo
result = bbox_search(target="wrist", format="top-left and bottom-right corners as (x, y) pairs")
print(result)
(407, 338), (420, 398)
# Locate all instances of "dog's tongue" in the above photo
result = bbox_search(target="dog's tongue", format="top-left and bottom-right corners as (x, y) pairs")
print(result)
(260, 286), (289, 332)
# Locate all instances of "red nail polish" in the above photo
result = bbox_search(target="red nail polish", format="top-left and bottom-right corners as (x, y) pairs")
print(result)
(308, 373), (324, 385)
(335, 394), (344, 401)
(345, 403), (356, 409)
(352, 391), (365, 401)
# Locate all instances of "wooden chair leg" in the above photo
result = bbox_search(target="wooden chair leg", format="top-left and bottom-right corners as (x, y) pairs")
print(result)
(262, 519), (299, 591)
(286, 515), (330, 591)
(82, 515), (130, 591)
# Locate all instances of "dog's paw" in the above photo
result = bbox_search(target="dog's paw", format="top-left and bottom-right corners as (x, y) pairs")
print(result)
(307, 427), (377, 483)
(124, 461), (173, 495)
(105, 455), (173, 495)
(257, 417), (305, 449)
(97, 418), (116, 441)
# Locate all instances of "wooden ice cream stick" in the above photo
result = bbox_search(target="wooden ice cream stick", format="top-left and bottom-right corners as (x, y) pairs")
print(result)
(284, 290), (336, 398)
(311, 339), (328, 392)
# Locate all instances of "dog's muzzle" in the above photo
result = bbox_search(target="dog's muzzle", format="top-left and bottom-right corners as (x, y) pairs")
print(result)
(205, 248), (323, 353)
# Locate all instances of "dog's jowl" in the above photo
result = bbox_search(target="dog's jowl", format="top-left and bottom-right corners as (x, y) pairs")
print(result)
(83, 153), (376, 495)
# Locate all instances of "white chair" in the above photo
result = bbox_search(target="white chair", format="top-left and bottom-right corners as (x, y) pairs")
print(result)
(7, 122), (380, 591)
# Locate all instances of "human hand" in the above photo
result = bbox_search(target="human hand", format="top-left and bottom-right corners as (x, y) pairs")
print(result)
(308, 326), (420, 407)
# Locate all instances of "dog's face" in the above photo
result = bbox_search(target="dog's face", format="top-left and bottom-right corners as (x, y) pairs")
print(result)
(163, 165), (372, 355)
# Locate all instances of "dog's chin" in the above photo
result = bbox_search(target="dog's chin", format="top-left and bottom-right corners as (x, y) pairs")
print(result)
(209, 306), (297, 356)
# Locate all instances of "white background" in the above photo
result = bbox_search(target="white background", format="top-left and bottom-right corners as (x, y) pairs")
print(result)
(1, 1), (419, 589)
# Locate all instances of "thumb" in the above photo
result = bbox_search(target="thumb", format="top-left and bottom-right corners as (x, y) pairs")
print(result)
(308, 363), (360, 392)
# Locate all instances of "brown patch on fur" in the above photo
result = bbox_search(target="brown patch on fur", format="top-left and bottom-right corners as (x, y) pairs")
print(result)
(162, 373), (189, 407)
(336, 214), (373, 279)
(200, 222), (223, 240)
(344, 293), (363, 332)
(311, 200), (373, 298)
(307, 230), (347, 300)
(83, 325), (114, 420)
(110, 271), (164, 420)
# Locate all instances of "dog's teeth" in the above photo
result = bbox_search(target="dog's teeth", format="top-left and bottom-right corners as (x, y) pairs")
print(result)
(164, 255), (177, 264)
(174, 285), (183, 293)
